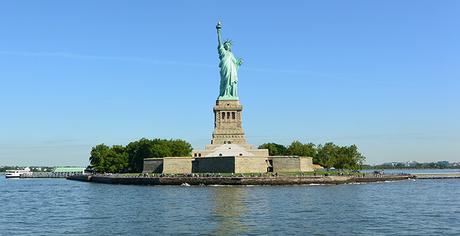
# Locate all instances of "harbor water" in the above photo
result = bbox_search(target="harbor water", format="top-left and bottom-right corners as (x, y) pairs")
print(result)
(1, 171), (459, 235)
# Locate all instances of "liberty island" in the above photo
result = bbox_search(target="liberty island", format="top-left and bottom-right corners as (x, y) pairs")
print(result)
(68, 22), (412, 185)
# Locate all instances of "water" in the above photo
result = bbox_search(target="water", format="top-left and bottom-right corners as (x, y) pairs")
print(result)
(1, 176), (459, 235)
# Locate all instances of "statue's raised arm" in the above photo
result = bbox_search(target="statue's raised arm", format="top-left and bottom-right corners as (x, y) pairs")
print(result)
(216, 21), (223, 47)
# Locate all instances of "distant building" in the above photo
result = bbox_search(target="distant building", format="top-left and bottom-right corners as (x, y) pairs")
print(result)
(53, 166), (85, 175)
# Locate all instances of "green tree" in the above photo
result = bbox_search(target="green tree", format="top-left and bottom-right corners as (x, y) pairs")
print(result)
(334, 145), (365, 170)
(126, 138), (154, 172)
(151, 140), (173, 157)
(170, 139), (193, 156)
(89, 144), (111, 173)
(89, 144), (129, 173)
(258, 143), (287, 156)
(105, 145), (129, 173)
(315, 143), (365, 170)
(315, 142), (338, 168)
(124, 138), (193, 173)
(286, 141), (317, 157)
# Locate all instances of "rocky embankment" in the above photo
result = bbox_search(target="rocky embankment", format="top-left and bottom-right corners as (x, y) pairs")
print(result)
(67, 174), (413, 186)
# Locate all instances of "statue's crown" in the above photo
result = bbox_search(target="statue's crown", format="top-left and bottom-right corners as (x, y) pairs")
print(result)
(224, 39), (232, 46)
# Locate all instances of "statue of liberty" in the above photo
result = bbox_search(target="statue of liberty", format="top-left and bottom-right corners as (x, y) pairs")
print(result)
(216, 21), (243, 100)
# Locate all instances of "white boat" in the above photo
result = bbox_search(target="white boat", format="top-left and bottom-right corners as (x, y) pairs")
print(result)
(5, 168), (32, 178)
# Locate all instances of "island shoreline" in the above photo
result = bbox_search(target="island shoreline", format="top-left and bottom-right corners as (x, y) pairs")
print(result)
(67, 174), (415, 186)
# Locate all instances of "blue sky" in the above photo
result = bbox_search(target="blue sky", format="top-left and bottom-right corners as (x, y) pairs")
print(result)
(0, 1), (459, 166)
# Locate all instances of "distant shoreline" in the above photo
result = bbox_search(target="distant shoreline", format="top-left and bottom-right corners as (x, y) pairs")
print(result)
(363, 167), (460, 170)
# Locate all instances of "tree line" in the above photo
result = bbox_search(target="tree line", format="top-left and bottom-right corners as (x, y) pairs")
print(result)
(363, 161), (458, 169)
(88, 138), (365, 173)
(258, 141), (366, 170)
(89, 138), (192, 173)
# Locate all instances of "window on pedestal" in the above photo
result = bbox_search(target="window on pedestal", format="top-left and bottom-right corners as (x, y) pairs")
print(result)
(232, 112), (235, 119)
(227, 112), (230, 119)
(222, 112), (225, 120)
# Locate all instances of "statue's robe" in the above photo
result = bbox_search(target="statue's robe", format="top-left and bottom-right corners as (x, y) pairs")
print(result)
(218, 44), (239, 98)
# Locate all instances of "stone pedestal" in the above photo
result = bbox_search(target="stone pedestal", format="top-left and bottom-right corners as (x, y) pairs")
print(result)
(211, 99), (246, 145)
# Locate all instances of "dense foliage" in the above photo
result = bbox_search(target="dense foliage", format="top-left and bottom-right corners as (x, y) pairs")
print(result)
(89, 138), (192, 173)
(258, 143), (287, 156)
(259, 141), (366, 170)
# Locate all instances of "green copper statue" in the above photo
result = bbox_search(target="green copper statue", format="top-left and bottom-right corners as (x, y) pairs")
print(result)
(216, 21), (243, 100)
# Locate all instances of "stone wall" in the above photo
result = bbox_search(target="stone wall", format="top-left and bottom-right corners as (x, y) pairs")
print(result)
(144, 156), (315, 174)
(235, 157), (269, 173)
(143, 158), (164, 173)
(192, 156), (235, 173)
(272, 157), (301, 173)
(162, 157), (193, 174)
(271, 157), (315, 173)
(300, 157), (314, 172)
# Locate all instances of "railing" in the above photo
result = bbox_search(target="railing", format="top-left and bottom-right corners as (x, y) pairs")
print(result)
(20, 172), (84, 178)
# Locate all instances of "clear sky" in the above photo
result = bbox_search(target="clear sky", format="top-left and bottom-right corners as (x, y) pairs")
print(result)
(0, 1), (459, 166)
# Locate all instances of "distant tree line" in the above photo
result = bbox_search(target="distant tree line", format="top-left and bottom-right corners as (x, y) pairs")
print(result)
(1, 166), (21, 172)
(363, 161), (459, 169)
(0, 166), (53, 172)
(258, 141), (366, 170)
(0, 166), (24, 172)
(89, 138), (192, 173)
